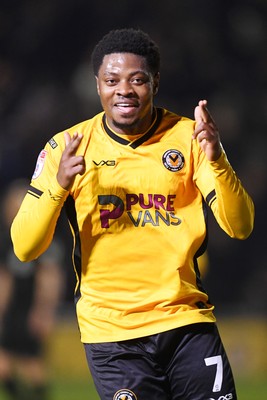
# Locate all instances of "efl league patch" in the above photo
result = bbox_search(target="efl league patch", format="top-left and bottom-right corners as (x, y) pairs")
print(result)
(113, 388), (137, 400)
(162, 149), (185, 172)
(48, 137), (58, 149)
(32, 149), (47, 179)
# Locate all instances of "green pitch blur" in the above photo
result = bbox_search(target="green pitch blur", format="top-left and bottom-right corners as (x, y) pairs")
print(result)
(0, 316), (266, 399)
(1, 377), (266, 400)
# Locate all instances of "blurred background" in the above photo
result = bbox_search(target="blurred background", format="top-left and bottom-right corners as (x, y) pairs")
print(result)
(0, 0), (266, 399)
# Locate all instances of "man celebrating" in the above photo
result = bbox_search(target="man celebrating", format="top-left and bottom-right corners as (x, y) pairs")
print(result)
(11, 28), (254, 399)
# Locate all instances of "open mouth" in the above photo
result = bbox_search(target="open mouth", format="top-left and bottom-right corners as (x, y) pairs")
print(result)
(115, 103), (139, 115)
(115, 102), (138, 107)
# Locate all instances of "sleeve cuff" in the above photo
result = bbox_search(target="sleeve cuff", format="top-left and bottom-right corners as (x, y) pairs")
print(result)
(48, 178), (69, 202)
(208, 149), (231, 172)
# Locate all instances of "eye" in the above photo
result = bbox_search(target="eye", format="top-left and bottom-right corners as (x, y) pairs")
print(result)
(131, 73), (150, 85)
(131, 76), (147, 85)
(105, 79), (117, 86)
(132, 78), (144, 84)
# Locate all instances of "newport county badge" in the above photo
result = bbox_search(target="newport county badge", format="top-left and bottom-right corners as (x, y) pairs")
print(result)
(162, 149), (184, 172)
(32, 149), (47, 179)
(113, 389), (137, 400)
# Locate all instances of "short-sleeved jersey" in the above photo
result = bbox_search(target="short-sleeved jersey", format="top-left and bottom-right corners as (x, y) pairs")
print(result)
(12, 107), (254, 343)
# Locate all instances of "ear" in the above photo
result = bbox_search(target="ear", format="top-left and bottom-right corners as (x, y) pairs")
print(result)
(153, 72), (160, 95)
(95, 76), (100, 95)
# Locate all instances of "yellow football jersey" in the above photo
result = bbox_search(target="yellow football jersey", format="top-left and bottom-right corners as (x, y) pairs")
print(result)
(11, 108), (254, 343)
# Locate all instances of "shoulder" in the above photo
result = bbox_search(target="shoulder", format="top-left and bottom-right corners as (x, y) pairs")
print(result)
(45, 112), (105, 153)
(160, 107), (195, 130)
(159, 108), (195, 143)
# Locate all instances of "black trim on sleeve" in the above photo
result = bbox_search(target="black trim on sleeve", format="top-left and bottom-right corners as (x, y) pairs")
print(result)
(28, 185), (43, 199)
(206, 189), (216, 207)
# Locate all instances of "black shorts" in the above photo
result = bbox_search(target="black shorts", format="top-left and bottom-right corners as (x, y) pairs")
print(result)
(84, 323), (237, 400)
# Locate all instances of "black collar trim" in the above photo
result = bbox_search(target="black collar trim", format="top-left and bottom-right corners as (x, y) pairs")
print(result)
(102, 107), (163, 149)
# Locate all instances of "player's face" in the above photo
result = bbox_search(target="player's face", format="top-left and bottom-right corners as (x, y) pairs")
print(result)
(96, 53), (159, 135)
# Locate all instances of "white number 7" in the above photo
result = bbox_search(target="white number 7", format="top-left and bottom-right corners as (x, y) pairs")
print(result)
(204, 355), (223, 392)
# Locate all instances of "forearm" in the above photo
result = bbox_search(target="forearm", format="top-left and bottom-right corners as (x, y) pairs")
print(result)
(209, 151), (254, 239)
(11, 180), (68, 262)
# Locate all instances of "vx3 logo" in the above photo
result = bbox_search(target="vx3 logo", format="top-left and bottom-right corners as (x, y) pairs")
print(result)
(209, 394), (233, 400)
(93, 160), (116, 167)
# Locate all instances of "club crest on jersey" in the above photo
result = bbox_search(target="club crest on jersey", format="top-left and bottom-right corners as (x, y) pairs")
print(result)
(113, 389), (137, 400)
(32, 150), (47, 179)
(162, 149), (184, 172)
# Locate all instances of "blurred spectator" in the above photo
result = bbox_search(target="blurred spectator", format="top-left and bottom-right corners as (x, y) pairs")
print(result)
(0, 179), (64, 400)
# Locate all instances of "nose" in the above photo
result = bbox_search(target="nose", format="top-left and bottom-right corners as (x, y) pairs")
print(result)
(115, 80), (134, 96)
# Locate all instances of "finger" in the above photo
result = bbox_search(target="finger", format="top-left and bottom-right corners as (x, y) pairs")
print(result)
(64, 131), (71, 147)
(198, 100), (208, 123)
(193, 121), (216, 140)
(194, 99), (208, 128)
(65, 132), (84, 156)
(193, 101), (206, 139)
(71, 158), (86, 176)
(197, 129), (214, 143)
(198, 99), (216, 126)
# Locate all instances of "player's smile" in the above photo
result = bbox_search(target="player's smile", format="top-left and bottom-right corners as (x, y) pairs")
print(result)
(96, 52), (159, 135)
(114, 99), (139, 116)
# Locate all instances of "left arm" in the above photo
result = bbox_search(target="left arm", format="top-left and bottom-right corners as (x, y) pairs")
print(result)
(193, 100), (254, 239)
(206, 150), (254, 239)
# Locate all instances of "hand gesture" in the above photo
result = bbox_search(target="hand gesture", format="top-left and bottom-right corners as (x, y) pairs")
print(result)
(192, 100), (222, 161)
(57, 132), (86, 190)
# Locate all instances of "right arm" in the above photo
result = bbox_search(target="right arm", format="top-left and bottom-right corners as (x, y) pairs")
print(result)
(11, 132), (85, 262)
(11, 180), (68, 261)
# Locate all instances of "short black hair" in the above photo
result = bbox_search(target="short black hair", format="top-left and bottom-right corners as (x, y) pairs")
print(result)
(91, 28), (160, 76)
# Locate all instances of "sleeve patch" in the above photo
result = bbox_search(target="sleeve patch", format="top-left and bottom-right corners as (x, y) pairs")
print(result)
(32, 150), (47, 180)
(48, 138), (58, 149)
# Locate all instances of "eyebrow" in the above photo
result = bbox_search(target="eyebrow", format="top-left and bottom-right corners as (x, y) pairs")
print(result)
(103, 70), (149, 77)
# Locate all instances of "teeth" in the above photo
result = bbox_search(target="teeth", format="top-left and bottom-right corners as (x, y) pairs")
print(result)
(117, 104), (133, 107)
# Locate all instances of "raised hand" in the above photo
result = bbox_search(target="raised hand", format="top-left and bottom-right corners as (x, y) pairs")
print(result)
(56, 132), (86, 190)
(192, 99), (222, 161)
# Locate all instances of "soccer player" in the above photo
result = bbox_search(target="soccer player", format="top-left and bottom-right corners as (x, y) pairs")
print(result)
(10, 29), (254, 400)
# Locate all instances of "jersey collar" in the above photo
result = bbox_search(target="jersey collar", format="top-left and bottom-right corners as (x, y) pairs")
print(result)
(102, 107), (163, 149)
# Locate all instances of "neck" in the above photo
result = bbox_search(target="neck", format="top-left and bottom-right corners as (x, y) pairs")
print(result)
(106, 108), (156, 136)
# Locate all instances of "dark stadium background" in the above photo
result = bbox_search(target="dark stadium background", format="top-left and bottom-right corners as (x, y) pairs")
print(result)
(0, 1), (266, 398)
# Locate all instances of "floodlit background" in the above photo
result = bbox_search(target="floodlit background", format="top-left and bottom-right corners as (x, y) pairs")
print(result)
(0, 0), (266, 399)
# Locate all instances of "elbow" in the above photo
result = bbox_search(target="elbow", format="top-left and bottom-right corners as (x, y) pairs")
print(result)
(11, 225), (38, 262)
(238, 207), (255, 240)
(12, 243), (37, 263)
(230, 217), (254, 240)
(233, 229), (253, 240)
(239, 223), (254, 240)
(228, 201), (255, 240)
